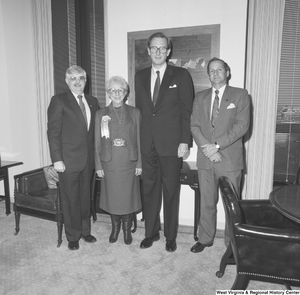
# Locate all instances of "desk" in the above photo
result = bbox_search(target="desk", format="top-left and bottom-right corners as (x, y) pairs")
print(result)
(270, 185), (300, 224)
(93, 161), (200, 241)
(0, 161), (23, 215)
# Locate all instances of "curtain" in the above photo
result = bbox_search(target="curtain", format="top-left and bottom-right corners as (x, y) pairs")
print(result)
(242, 0), (285, 199)
(31, 0), (54, 166)
(274, 0), (300, 183)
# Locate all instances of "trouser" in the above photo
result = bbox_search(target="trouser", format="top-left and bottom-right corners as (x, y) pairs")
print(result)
(197, 168), (242, 246)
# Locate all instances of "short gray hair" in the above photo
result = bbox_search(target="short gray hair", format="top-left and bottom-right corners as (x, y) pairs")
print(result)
(65, 65), (86, 78)
(105, 76), (129, 93)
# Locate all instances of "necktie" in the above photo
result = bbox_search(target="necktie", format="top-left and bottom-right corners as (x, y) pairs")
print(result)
(153, 70), (160, 106)
(78, 95), (88, 128)
(211, 90), (219, 128)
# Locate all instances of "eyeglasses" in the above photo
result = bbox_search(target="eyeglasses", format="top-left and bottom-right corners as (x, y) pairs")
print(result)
(108, 88), (126, 95)
(149, 46), (168, 54)
(67, 76), (86, 82)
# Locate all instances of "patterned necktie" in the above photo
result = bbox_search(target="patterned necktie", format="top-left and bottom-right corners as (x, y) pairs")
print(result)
(153, 70), (160, 106)
(211, 90), (219, 128)
(78, 95), (88, 128)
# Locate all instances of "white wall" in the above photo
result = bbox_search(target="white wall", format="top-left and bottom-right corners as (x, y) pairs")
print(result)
(0, 0), (248, 228)
(105, 0), (248, 228)
(0, 0), (40, 198)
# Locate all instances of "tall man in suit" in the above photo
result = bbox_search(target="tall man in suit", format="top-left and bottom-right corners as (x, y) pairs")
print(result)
(135, 32), (194, 252)
(190, 57), (250, 253)
(47, 65), (98, 250)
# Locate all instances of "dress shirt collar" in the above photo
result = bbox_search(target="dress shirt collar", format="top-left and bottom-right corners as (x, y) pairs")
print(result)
(212, 84), (226, 101)
(72, 92), (86, 102)
(151, 62), (167, 81)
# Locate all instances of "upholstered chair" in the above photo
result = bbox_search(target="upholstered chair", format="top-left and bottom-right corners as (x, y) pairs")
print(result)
(14, 166), (63, 247)
(217, 176), (300, 290)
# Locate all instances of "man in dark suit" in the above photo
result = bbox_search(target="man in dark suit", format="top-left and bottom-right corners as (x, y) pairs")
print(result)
(190, 57), (250, 253)
(135, 32), (194, 252)
(47, 65), (98, 250)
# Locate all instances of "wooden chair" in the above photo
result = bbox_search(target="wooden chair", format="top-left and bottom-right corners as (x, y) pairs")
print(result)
(14, 167), (63, 247)
(217, 176), (300, 290)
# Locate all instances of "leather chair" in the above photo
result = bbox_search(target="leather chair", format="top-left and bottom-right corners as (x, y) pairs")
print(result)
(14, 166), (63, 247)
(217, 176), (300, 290)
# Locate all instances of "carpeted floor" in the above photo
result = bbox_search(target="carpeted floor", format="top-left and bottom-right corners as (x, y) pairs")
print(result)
(0, 201), (297, 295)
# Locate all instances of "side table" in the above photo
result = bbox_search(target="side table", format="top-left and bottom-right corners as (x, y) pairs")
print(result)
(0, 161), (23, 215)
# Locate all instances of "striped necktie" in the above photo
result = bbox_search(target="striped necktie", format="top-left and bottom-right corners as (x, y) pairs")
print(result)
(78, 95), (88, 128)
(211, 90), (219, 128)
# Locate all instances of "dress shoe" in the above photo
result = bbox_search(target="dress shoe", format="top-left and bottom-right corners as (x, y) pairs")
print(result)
(165, 240), (177, 252)
(190, 242), (212, 253)
(68, 241), (79, 250)
(81, 235), (97, 243)
(140, 234), (160, 249)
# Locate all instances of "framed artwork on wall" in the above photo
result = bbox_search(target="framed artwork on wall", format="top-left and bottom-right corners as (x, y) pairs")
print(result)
(127, 24), (220, 106)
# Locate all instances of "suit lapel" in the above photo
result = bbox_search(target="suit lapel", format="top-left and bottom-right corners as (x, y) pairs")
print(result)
(107, 103), (115, 126)
(85, 95), (94, 114)
(142, 68), (153, 109)
(203, 88), (212, 121)
(85, 95), (96, 133)
(218, 86), (231, 115)
(215, 86), (231, 126)
(123, 104), (132, 126)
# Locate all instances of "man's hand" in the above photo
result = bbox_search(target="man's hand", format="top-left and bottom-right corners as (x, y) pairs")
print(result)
(178, 143), (189, 158)
(54, 161), (66, 173)
(202, 144), (219, 158)
(135, 168), (142, 176)
(209, 152), (222, 163)
(96, 170), (104, 178)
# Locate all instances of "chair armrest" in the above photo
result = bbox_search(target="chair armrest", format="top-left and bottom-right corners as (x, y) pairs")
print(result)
(235, 223), (300, 243)
(14, 167), (44, 180)
(240, 199), (300, 229)
(14, 168), (48, 194)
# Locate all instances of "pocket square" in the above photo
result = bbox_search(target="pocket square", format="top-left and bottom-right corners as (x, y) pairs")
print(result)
(169, 84), (177, 88)
(227, 103), (236, 109)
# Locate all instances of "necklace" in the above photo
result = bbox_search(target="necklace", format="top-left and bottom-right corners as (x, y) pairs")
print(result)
(113, 105), (123, 124)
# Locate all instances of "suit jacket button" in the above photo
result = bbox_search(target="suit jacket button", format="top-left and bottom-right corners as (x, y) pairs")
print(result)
(153, 113), (156, 116)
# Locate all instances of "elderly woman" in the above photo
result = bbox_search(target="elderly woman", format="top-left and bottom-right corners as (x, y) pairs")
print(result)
(95, 76), (142, 245)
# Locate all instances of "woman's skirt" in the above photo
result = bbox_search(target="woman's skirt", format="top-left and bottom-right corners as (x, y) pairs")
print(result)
(100, 146), (142, 215)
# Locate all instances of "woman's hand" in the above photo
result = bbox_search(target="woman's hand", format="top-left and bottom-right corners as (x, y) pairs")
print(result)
(96, 170), (104, 178)
(135, 168), (142, 176)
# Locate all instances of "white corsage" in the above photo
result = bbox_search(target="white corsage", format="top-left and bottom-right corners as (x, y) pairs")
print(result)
(101, 115), (111, 138)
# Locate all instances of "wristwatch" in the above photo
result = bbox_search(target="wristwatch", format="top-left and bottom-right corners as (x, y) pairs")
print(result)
(215, 142), (220, 150)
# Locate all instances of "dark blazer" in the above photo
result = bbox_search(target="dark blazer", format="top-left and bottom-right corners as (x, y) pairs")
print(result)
(94, 103), (142, 170)
(135, 65), (194, 156)
(47, 90), (99, 171)
(191, 85), (250, 171)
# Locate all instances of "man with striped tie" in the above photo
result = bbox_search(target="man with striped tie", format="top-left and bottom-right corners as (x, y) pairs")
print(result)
(190, 57), (250, 253)
(47, 65), (98, 250)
